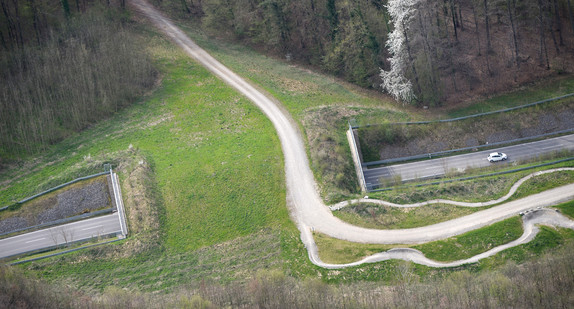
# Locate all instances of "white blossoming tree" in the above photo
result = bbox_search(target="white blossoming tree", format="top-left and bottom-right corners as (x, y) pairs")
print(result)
(380, 0), (420, 104)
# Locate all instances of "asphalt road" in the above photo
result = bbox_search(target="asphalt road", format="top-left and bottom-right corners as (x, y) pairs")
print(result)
(131, 0), (574, 266)
(0, 213), (122, 259)
(364, 134), (574, 187)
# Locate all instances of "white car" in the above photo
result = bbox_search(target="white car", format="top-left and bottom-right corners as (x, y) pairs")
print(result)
(487, 152), (507, 162)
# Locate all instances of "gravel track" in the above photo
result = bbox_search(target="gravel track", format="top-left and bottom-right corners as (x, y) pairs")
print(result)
(130, 0), (574, 268)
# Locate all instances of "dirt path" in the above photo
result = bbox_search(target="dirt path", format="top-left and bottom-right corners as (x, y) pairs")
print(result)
(311, 209), (574, 269)
(130, 0), (574, 267)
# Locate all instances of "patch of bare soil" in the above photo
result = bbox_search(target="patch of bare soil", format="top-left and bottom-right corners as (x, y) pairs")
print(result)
(360, 100), (574, 161)
(0, 176), (111, 235)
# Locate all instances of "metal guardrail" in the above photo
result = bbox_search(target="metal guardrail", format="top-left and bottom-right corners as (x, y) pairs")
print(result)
(110, 170), (128, 237)
(348, 122), (368, 192)
(8, 238), (123, 265)
(363, 128), (574, 167)
(368, 157), (574, 192)
(0, 207), (113, 238)
(0, 166), (129, 262)
(350, 93), (574, 129)
(0, 171), (109, 211)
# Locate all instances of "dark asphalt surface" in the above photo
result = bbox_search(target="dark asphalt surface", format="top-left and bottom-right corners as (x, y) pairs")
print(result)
(0, 214), (122, 259)
(364, 134), (574, 187)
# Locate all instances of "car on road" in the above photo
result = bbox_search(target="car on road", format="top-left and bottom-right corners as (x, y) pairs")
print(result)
(487, 152), (507, 162)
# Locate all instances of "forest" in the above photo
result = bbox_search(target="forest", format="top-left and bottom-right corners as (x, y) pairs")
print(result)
(2, 0), (574, 157)
(0, 0), (157, 158)
(158, 0), (574, 106)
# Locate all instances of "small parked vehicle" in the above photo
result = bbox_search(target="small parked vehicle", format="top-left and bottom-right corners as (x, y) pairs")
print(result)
(487, 152), (507, 162)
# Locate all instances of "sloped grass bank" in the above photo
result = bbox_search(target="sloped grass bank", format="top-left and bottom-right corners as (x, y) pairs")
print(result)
(7, 28), (300, 292)
(172, 23), (411, 202)
(334, 165), (574, 230)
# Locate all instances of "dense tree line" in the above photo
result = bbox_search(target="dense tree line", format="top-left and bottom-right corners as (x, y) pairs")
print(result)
(157, 0), (390, 88)
(158, 0), (574, 106)
(2, 241), (574, 307)
(382, 0), (574, 105)
(0, 1), (157, 158)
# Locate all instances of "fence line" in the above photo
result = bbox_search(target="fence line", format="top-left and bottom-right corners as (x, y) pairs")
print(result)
(9, 238), (123, 265)
(0, 207), (113, 238)
(347, 122), (368, 192)
(363, 128), (574, 167)
(111, 170), (128, 237)
(351, 93), (574, 129)
(0, 171), (110, 211)
(368, 157), (574, 192)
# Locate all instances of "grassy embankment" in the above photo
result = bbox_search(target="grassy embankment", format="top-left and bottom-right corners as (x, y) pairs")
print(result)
(315, 216), (523, 264)
(2, 24), (298, 292)
(318, 203), (574, 266)
(333, 165), (574, 230)
(1, 10), (573, 294)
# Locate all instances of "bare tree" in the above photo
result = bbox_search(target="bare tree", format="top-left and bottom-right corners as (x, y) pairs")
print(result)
(506, 0), (519, 68)
(483, 0), (492, 51)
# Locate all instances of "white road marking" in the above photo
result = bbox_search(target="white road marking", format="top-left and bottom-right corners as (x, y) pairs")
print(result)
(81, 225), (103, 231)
(25, 237), (45, 243)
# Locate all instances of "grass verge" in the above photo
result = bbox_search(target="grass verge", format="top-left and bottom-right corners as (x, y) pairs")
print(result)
(333, 203), (478, 229)
(554, 200), (574, 219)
(315, 217), (524, 265)
(413, 217), (523, 262)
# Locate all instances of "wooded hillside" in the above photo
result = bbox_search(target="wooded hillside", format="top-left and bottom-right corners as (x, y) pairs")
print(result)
(0, 1), (157, 158)
(160, 0), (574, 106)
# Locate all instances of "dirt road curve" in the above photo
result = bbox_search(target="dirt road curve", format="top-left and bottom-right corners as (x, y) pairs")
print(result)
(130, 0), (574, 267)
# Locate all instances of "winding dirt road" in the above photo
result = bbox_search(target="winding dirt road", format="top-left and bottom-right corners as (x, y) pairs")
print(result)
(130, 0), (574, 267)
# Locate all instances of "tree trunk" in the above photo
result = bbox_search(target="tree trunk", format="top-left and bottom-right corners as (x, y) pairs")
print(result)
(180, 0), (190, 13)
(327, 0), (338, 39)
(458, 0), (463, 30)
(483, 0), (492, 51)
(0, 28), (6, 49)
(539, 0), (550, 69)
(471, 1), (481, 56)
(402, 21), (422, 102)
(0, 0), (17, 46)
(418, 9), (437, 96)
(506, 0), (519, 68)
(10, 0), (23, 47)
(546, 0), (559, 54)
(450, 0), (458, 41)
(552, 0), (563, 45)
(568, 0), (574, 37)
(28, 0), (41, 44)
(61, 0), (70, 18)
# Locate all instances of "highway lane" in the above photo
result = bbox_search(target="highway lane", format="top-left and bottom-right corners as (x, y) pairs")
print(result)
(364, 134), (574, 187)
(0, 213), (122, 259)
